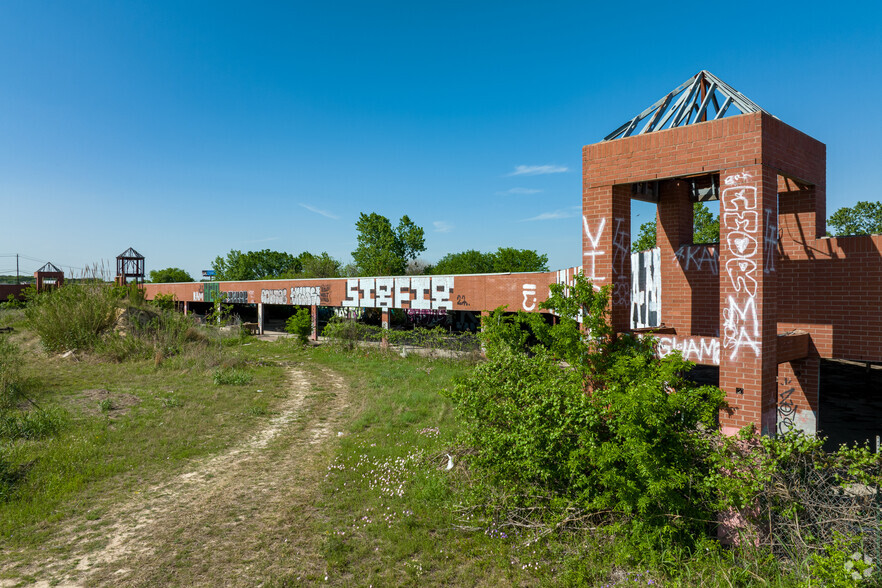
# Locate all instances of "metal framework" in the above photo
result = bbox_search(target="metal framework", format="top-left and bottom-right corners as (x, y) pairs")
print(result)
(116, 247), (145, 284)
(36, 262), (62, 274)
(604, 70), (769, 141)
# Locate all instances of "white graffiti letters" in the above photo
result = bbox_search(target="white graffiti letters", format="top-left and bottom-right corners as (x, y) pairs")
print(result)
(582, 216), (606, 287)
(721, 175), (762, 361)
(292, 286), (321, 306)
(522, 283), (537, 311)
(723, 171), (753, 186)
(656, 336), (720, 365)
(261, 288), (288, 305)
(631, 248), (660, 329)
(343, 276), (454, 310)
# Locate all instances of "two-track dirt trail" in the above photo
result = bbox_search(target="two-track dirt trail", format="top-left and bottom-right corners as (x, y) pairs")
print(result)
(7, 364), (350, 587)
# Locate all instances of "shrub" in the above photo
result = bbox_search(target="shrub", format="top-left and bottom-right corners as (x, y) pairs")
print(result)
(152, 292), (177, 311)
(285, 308), (313, 344)
(447, 273), (726, 545)
(25, 283), (118, 352)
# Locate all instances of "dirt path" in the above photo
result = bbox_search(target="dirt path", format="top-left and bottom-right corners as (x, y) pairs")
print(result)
(10, 364), (350, 587)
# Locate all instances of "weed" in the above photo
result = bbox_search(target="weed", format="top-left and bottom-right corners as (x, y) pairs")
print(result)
(0, 407), (66, 440)
(213, 367), (254, 386)
(25, 282), (118, 352)
(243, 404), (270, 417)
(0, 336), (25, 409)
(98, 398), (114, 413)
(159, 394), (182, 409)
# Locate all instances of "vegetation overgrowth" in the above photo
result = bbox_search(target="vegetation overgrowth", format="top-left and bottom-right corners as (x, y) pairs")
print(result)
(1, 279), (881, 586)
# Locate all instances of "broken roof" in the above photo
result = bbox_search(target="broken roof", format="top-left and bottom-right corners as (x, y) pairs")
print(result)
(604, 70), (770, 141)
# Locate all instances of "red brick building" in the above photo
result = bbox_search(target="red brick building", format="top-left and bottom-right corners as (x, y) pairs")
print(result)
(146, 71), (881, 441)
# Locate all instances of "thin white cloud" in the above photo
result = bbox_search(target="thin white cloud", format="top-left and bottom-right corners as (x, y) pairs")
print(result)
(497, 187), (543, 195)
(433, 220), (454, 233)
(241, 236), (280, 244)
(298, 203), (339, 220)
(508, 165), (568, 177)
(520, 209), (576, 222)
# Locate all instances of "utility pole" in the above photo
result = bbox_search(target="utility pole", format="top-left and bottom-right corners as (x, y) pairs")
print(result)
(16, 254), (19, 285)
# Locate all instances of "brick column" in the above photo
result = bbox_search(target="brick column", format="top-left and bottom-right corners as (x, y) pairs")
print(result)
(718, 165), (778, 435)
(310, 304), (318, 341)
(582, 184), (631, 333)
(776, 356), (819, 435)
(381, 307), (390, 349)
(257, 302), (264, 335)
(657, 179), (694, 334)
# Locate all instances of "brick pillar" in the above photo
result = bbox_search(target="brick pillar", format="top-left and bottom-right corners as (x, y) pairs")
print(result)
(776, 356), (819, 436)
(310, 304), (318, 341)
(257, 302), (264, 335)
(183, 301), (189, 316)
(582, 184), (631, 333)
(381, 308), (390, 349)
(718, 165), (778, 435)
(657, 179), (694, 334)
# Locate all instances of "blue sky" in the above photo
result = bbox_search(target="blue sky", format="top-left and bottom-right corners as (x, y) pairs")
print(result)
(1, 1), (880, 279)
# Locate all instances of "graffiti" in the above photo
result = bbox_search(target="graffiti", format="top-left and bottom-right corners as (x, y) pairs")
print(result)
(261, 288), (288, 305)
(522, 283), (537, 311)
(223, 291), (248, 304)
(431, 276), (454, 311)
(612, 217), (630, 306)
(764, 208), (777, 273)
(721, 173), (761, 361)
(456, 294), (470, 307)
(320, 285), (331, 305)
(631, 248), (660, 329)
(723, 171), (752, 186)
(203, 282), (219, 303)
(334, 307), (364, 320)
(675, 245), (719, 274)
(292, 286), (321, 306)
(373, 278), (392, 308)
(656, 336), (720, 365)
(582, 216), (606, 286)
(777, 376), (796, 435)
(343, 277), (454, 311)
(193, 292), (204, 302)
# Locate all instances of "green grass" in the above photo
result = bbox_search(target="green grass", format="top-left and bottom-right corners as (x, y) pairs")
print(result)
(0, 312), (805, 587)
(0, 327), (287, 545)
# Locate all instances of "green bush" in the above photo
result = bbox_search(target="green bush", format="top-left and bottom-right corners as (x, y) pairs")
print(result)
(25, 283), (119, 352)
(285, 308), (313, 344)
(320, 318), (480, 353)
(447, 274), (726, 545)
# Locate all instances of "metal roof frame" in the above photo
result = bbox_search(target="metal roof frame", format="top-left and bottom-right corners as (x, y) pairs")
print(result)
(604, 70), (770, 141)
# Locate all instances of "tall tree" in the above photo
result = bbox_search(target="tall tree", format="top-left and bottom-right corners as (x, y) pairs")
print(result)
(827, 201), (882, 236)
(298, 251), (342, 278)
(211, 249), (300, 281)
(631, 203), (720, 251)
(491, 247), (549, 273)
(149, 267), (193, 283)
(432, 250), (494, 275)
(431, 247), (548, 274)
(351, 213), (426, 276)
